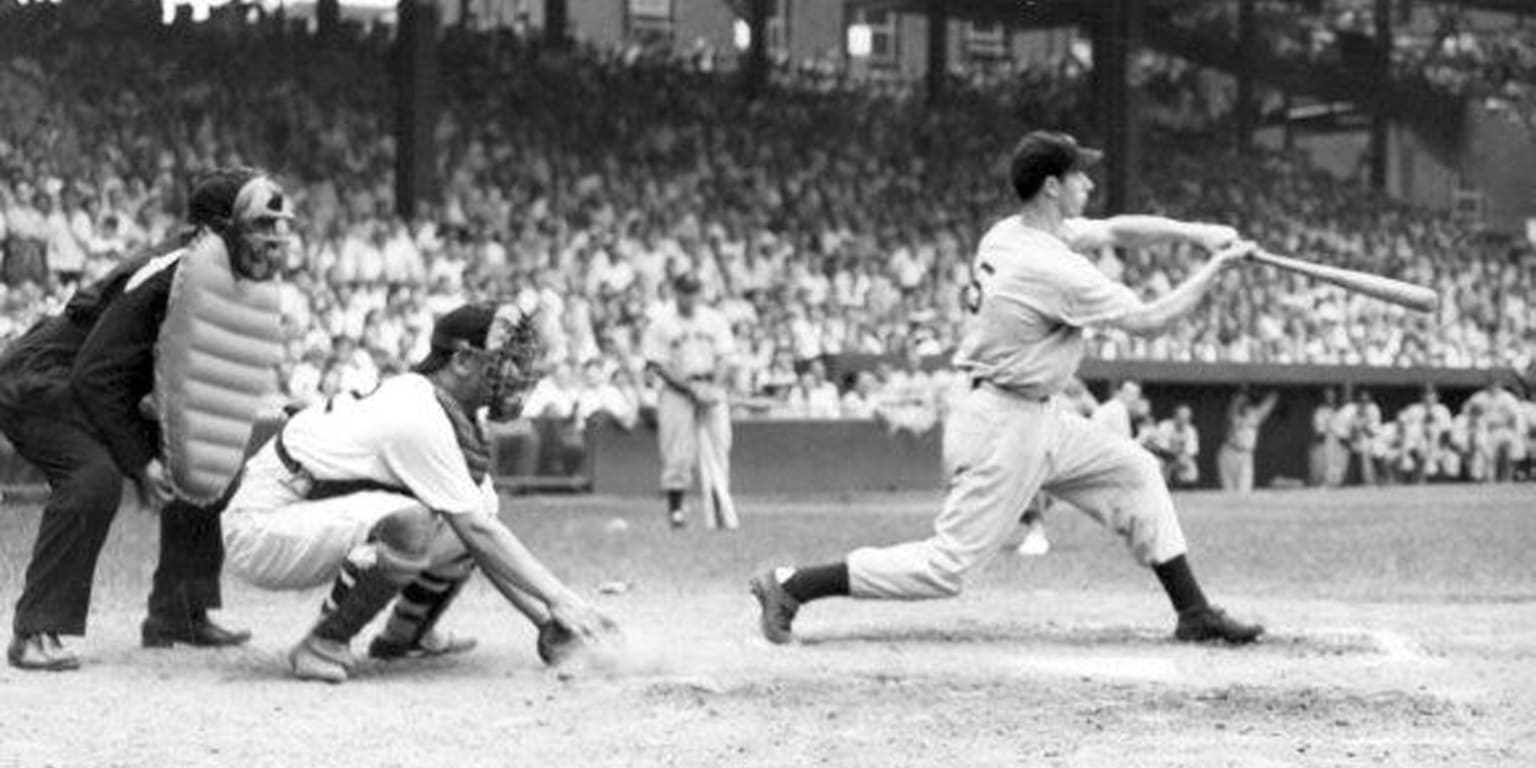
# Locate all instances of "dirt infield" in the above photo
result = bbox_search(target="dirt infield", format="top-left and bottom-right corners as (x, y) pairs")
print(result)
(2, 484), (1533, 767)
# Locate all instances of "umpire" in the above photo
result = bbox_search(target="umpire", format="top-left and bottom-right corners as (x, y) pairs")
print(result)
(0, 169), (265, 671)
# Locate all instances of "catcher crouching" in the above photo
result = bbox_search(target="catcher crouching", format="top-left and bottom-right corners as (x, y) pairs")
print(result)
(222, 303), (619, 683)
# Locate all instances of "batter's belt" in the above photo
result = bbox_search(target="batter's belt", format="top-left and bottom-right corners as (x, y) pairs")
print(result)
(970, 377), (1050, 403)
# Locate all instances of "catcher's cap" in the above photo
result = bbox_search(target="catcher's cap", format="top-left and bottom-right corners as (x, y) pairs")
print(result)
(413, 304), (497, 374)
(188, 167), (261, 226)
(673, 273), (703, 295)
(1009, 130), (1103, 202)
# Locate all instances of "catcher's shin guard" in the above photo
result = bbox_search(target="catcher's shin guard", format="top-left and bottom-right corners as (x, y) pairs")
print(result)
(311, 539), (429, 645)
(379, 560), (474, 649)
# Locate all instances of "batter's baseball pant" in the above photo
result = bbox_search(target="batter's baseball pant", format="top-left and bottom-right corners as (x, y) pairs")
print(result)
(1, 392), (224, 636)
(656, 387), (731, 492)
(848, 385), (1188, 600)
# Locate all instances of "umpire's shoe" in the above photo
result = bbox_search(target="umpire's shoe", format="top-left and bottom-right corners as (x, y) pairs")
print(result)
(1175, 606), (1264, 645)
(7, 633), (81, 672)
(142, 613), (252, 648)
(749, 569), (800, 645)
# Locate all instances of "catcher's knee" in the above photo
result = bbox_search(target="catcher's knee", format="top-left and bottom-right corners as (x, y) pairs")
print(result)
(366, 505), (435, 578)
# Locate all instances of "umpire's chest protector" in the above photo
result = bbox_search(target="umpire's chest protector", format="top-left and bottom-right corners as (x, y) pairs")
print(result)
(154, 234), (284, 505)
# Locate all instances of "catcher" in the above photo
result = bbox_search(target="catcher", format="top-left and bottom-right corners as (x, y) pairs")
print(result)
(222, 303), (618, 683)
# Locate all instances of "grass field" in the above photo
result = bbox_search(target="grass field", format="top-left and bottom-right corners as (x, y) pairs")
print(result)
(2, 484), (1534, 767)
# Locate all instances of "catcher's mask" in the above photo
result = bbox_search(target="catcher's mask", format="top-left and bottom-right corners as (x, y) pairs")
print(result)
(222, 176), (295, 282)
(477, 305), (547, 421)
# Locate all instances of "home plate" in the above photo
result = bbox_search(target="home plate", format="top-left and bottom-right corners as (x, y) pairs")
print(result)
(1020, 655), (1180, 682)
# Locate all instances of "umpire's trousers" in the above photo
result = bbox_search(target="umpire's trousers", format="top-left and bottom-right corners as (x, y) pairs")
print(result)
(2, 395), (225, 637)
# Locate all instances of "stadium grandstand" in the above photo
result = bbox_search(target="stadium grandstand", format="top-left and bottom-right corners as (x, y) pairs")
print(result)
(1, 0), (1533, 490)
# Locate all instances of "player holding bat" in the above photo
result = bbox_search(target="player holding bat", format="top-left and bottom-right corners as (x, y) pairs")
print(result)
(751, 130), (1266, 645)
(642, 273), (738, 530)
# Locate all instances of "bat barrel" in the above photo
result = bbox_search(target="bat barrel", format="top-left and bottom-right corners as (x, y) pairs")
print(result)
(1251, 250), (1438, 313)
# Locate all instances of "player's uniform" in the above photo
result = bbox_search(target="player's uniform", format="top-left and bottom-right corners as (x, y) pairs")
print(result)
(640, 302), (736, 505)
(846, 216), (1187, 599)
(224, 374), (488, 590)
(1157, 418), (1200, 487)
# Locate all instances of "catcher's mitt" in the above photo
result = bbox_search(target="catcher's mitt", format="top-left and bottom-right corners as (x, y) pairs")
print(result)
(536, 616), (625, 669)
(536, 620), (580, 667)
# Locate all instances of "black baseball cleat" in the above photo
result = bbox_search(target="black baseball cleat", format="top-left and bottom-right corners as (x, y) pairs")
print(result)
(141, 614), (253, 648)
(1174, 606), (1264, 645)
(749, 569), (801, 645)
(368, 630), (477, 661)
(7, 633), (81, 671)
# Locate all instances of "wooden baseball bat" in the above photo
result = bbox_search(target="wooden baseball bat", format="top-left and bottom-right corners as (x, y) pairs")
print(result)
(1251, 250), (1438, 313)
(696, 422), (739, 530)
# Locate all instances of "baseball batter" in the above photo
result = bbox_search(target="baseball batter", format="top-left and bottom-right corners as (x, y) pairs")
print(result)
(751, 131), (1264, 645)
(641, 273), (737, 528)
(222, 304), (617, 682)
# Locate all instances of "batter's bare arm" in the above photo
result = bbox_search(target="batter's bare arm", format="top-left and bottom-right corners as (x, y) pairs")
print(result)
(443, 512), (612, 638)
(1069, 216), (1238, 252)
(1114, 241), (1255, 336)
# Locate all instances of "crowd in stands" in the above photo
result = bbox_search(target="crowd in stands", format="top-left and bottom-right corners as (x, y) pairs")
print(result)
(1, 3), (1533, 433)
(1160, 0), (1536, 125)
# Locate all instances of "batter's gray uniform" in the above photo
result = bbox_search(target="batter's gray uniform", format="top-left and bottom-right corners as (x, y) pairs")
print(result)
(849, 217), (1187, 599)
(641, 303), (736, 494)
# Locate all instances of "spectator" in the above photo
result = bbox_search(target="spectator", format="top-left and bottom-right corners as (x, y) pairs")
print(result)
(840, 370), (884, 420)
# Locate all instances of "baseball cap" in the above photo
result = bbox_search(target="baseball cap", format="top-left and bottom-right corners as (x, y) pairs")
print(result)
(1009, 131), (1103, 202)
(413, 304), (497, 374)
(673, 273), (703, 294)
(188, 167), (260, 226)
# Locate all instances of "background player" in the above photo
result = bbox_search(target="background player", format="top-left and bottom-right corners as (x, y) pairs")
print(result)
(222, 304), (617, 683)
(750, 130), (1264, 646)
(641, 273), (737, 529)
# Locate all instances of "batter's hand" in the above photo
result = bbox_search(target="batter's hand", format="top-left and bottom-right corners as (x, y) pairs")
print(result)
(1213, 240), (1258, 268)
(690, 383), (723, 406)
(1192, 223), (1241, 252)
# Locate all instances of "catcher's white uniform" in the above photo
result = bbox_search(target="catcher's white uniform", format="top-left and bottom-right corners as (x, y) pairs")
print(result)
(224, 374), (494, 590)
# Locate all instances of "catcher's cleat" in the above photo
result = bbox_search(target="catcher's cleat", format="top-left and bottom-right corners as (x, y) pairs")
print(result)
(1174, 606), (1264, 645)
(7, 633), (81, 672)
(749, 569), (801, 645)
(289, 635), (355, 684)
(368, 630), (477, 661)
